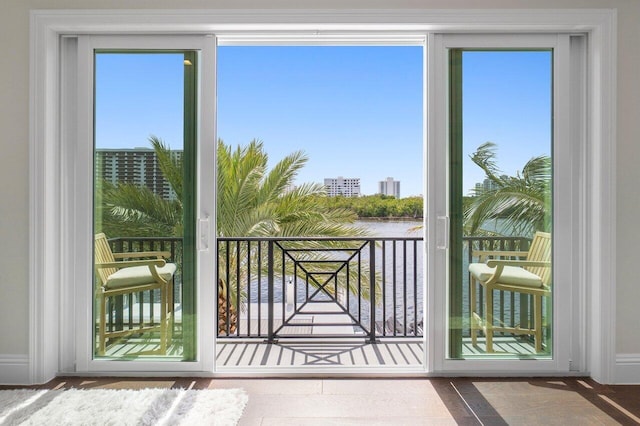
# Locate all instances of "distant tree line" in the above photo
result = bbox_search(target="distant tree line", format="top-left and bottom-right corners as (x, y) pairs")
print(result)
(312, 194), (424, 219)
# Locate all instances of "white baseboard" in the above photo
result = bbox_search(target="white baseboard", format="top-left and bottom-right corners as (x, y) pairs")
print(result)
(615, 354), (640, 384)
(2, 352), (638, 384)
(0, 354), (30, 385)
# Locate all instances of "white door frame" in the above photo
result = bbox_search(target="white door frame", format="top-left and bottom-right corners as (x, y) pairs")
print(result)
(30, 9), (616, 383)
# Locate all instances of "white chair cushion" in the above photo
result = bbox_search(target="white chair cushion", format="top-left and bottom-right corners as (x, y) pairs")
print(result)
(105, 263), (177, 289)
(469, 263), (543, 288)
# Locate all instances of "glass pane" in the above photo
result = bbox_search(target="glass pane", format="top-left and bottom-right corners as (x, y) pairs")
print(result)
(450, 50), (553, 359)
(93, 52), (197, 360)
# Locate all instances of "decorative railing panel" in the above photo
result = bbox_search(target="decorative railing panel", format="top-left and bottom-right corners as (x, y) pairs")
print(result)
(217, 237), (424, 341)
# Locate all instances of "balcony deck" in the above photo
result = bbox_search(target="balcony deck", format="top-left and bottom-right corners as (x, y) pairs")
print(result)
(102, 302), (541, 364)
(215, 336), (540, 368)
(103, 335), (538, 365)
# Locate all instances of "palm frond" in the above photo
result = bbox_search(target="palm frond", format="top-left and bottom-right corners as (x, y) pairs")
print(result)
(258, 149), (308, 205)
(469, 142), (503, 188)
(465, 144), (551, 237)
(101, 181), (181, 237)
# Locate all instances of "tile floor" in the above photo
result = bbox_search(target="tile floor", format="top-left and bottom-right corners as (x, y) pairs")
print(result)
(3, 377), (640, 425)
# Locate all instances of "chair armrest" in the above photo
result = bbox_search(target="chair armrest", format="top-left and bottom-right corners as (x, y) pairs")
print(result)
(112, 251), (171, 260)
(486, 259), (551, 268)
(96, 258), (166, 269)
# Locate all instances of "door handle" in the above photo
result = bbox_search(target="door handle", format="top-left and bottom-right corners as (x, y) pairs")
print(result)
(198, 216), (210, 250)
(436, 216), (449, 250)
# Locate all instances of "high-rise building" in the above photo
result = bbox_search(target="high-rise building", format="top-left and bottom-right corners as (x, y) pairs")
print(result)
(473, 176), (507, 195)
(324, 176), (361, 197)
(378, 177), (401, 198)
(95, 148), (182, 200)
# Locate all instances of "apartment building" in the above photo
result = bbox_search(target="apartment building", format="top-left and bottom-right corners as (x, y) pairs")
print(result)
(474, 176), (508, 194)
(324, 176), (361, 197)
(95, 148), (182, 200)
(378, 177), (401, 198)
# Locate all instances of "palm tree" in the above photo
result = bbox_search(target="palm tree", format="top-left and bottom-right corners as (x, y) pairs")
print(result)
(101, 136), (377, 335)
(216, 139), (365, 238)
(216, 140), (378, 334)
(464, 142), (551, 237)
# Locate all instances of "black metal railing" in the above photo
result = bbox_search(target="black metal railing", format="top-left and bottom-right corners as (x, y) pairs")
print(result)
(217, 236), (424, 342)
(103, 235), (543, 346)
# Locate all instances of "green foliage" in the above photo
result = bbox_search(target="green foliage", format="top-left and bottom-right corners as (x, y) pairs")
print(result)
(216, 140), (364, 238)
(98, 136), (380, 304)
(98, 180), (182, 237)
(313, 194), (424, 219)
(464, 142), (551, 237)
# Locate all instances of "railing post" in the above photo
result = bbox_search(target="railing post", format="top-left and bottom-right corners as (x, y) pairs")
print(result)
(267, 240), (276, 343)
(369, 239), (377, 344)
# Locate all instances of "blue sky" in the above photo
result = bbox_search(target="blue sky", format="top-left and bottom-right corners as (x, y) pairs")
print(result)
(95, 47), (551, 197)
(217, 46), (423, 196)
(462, 50), (552, 193)
(95, 53), (186, 151)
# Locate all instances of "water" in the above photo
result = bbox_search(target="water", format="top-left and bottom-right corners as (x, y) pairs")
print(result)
(354, 220), (425, 334)
(355, 219), (423, 238)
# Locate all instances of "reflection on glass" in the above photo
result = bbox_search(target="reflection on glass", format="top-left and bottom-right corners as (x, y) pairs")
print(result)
(93, 52), (196, 360)
(451, 50), (553, 359)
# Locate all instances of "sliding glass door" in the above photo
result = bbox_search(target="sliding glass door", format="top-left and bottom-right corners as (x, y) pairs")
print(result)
(93, 50), (198, 360)
(428, 34), (578, 372)
(72, 35), (216, 372)
(449, 49), (553, 359)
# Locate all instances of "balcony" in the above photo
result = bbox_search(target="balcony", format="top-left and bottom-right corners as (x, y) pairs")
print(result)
(99, 234), (546, 365)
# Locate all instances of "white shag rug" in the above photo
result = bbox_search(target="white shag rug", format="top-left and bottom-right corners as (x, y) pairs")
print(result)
(0, 388), (248, 426)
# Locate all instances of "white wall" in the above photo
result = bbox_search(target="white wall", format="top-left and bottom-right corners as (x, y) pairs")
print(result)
(1, 0), (639, 381)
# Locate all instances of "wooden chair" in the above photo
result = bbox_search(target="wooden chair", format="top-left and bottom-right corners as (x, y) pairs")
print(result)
(94, 233), (175, 356)
(469, 231), (551, 353)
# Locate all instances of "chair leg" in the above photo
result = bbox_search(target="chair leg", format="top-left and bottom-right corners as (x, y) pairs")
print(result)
(167, 278), (174, 344)
(485, 287), (494, 353)
(470, 277), (478, 346)
(534, 294), (543, 353)
(98, 294), (106, 356)
(160, 285), (167, 354)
